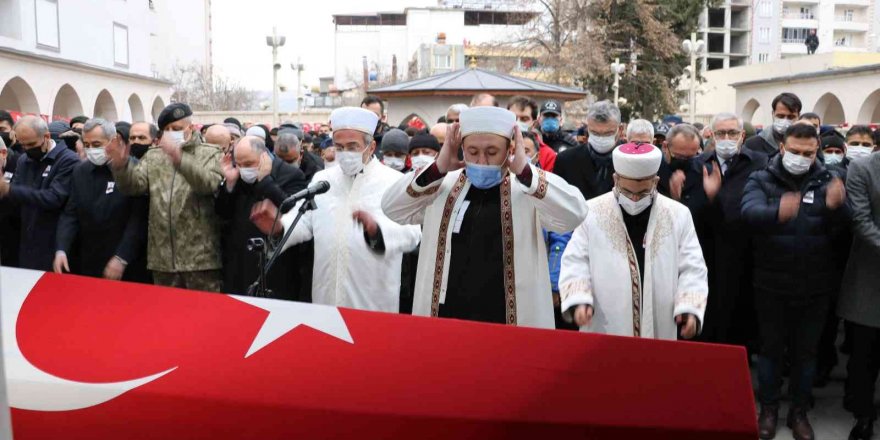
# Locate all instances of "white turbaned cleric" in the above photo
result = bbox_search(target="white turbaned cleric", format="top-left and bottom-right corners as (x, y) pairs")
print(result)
(612, 142), (662, 179)
(329, 107), (380, 136)
(459, 106), (516, 139)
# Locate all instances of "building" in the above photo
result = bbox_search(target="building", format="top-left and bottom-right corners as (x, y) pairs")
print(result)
(332, 2), (539, 90)
(751, 0), (879, 64)
(0, 0), (212, 123)
(697, 0), (752, 71)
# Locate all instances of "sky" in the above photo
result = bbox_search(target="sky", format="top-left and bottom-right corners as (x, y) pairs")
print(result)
(211, 0), (437, 93)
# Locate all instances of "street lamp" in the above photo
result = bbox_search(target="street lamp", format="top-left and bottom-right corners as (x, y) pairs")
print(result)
(682, 32), (705, 124)
(266, 26), (286, 127)
(291, 59), (304, 118)
(610, 57), (626, 106)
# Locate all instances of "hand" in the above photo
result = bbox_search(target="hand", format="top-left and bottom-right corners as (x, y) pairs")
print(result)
(103, 257), (125, 281)
(105, 136), (129, 171)
(53, 253), (70, 274)
(676, 314), (698, 339)
(220, 152), (239, 189)
(573, 305), (594, 327)
(509, 124), (529, 175)
(353, 210), (379, 239)
(0, 178), (9, 198)
(159, 132), (183, 166)
(778, 192), (801, 223)
(257, 153), (272, 181)
(825, 177), (845, 210)
(702, 161), (722, 202)
(669, 170), (686, 201)
(435, 123), (464, 174)
(250, 199), (282, 237)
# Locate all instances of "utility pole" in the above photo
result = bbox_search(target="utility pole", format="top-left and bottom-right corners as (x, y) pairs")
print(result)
(266, 26), (286, 127)
(292, 59), (304, 119)
(610, 58), (626, 106)
(362, 56), (369, 94)
(682, 32), (705, 124)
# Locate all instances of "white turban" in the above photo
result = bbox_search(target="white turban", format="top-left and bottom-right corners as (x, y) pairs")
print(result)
(612, 142), (662, 179)
(459, 106), (516, 139)
(330, 107), (379, 136)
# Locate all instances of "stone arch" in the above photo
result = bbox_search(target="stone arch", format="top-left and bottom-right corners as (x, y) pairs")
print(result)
(857, 89), (880, 124)
(740, 98), (760, 124)
(93, 89), (118, 121)
(0, 76), (40, 114)
(51, 84), (84, 119)
(127, 93), (145, 122)
(151, 95), (165, 123)
(812, 92), (846, 125)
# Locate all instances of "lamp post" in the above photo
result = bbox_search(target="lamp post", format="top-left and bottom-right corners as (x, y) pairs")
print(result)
(682, 32), (705, 124)
(266, 26), (286, 127)
(292, 59), (304, 119)
(610, 57), (626, 106)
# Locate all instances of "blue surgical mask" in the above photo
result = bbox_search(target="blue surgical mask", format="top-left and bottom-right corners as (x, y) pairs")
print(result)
(541, 117), (560, 133)
(466, 162), (504, 189)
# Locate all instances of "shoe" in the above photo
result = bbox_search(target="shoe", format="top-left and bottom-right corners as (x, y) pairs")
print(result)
(849, 417), (874, 440)
(758, 404), (779, 439)
(786, 407), (815, 440)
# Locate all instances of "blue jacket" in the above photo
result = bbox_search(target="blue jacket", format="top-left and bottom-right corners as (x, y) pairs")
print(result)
(545, 230), (571, 293)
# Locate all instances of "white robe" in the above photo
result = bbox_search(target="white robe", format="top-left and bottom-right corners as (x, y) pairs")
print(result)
(381, 164), (588, 329)
(280, 159), (421, 313)
(559, 192), (708, 340)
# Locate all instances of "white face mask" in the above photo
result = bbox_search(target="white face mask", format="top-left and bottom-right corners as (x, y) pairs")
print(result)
(325, 160), (338, 168)
(86, 147), (109, 166)
(846, 145), (874, 161)
(772, 118), (792, 134)
(589, 134), (617, 154)
(781, 150), (813, 176)
(410, 154), (434, 170)
(337, 151), (365, 176)
(165, 130), (186, 146)
(384, 156), (405, 171)
(714, 139), (740, 160)
(517, 121), (531, 133)
(616, 189), (653, 216)
(239, 167), (259, 184)
(824, 153), (843, 166)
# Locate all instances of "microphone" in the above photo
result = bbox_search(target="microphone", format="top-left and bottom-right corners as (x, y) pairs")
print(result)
(279, 181), (330, 212)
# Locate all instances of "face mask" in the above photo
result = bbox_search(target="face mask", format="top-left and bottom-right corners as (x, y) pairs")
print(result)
(846, 145), (874, 161)
(337, 151), (365, 176)
(589, 135), (617, 154)
(25, 144), (46, 161)
(239, 167), (259, 184)
(824, 153), (843, 166)
(616, 188), (653, 216)
(130, 143), (151, 159)
(781, 150), (813, 176)
(669, 157), (696, 172)
(410, 155), (434, 170)
(325, 159), (338, 168)
(517, 121), (531, 133)
(541, 117), (560, 134)
(384, 156), (405, 171)
(0, 132), (10, 148)
(165, 130), (185, 145)
(715, 139), (740, 160)
(772, 118), (792, 134)
(466, 162), (504, 189)
(85, 147), (108, 166)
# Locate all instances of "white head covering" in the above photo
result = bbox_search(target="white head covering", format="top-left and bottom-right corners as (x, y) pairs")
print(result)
(612, 142), (662, 179)
(245, 126), (266, 139)
(330, 107), (379, 136)
(459, 106), (516, 139)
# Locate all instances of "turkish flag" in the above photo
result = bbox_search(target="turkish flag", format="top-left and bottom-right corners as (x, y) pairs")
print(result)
(3, 268), (757, 439)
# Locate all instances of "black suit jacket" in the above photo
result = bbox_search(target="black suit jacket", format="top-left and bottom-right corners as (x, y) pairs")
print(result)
(552, 144), (615, 201)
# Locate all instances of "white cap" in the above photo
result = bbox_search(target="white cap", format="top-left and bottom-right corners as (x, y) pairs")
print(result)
(330, 107), (379, 136)
(245, 126), (266, 139)
(459, 106), (516, 139)
(612, 142), (662, 179)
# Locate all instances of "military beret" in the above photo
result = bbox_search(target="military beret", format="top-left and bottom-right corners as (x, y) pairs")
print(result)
(157, 103), (193, 132)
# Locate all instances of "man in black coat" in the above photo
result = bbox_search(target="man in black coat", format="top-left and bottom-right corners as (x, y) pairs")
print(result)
(742, 123), (849, 440)
(700, 113), (768, 347)
(0, 134), (20, 267)
(553, 100), (620, 201)
(275, 129), (323, 183)
(0, 116), (79, 271)
(744, 92), (801, 159)
(53, 118), (150, 283)
(216, 135), (307, 299)
(537, 100), (578, 152)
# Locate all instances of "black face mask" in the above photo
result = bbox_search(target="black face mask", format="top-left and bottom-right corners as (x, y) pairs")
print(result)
(0, 132), (10, 149)
(669, 157), (696, 172)
(130, 143), (151, 159)
(62, 136), (79, 151)
(25, 144), (46, 162)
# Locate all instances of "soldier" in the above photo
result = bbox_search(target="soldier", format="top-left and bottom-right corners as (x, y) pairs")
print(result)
(107, 103), (224, 292)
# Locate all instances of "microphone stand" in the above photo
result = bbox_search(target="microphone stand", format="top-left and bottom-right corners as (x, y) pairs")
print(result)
(247, 197), (318, 298)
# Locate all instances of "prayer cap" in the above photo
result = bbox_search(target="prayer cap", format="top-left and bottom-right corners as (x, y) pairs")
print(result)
(245, 126), (266, 139)
(613, 142), (662, 179)
(330, 107), (379, 136)
(459, 106), (516, 139)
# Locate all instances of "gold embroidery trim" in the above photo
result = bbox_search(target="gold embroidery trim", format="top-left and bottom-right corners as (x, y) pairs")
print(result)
(559, 279), (592, 303)
(430, 173), (468, 317)
(406, 173), (442, 198)
(624, 236), (642, 337)
(500, 175), (517, 325)
(675, 291), (707, 311)
(534, 168), (548, 200)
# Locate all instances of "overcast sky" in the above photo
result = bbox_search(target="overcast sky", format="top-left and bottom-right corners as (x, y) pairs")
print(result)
(211, 0), (436, 92)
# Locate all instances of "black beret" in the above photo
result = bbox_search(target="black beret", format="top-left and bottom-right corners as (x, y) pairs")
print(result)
(115, 121), (131, 142)
(158, 103), (193, 132)
(408, 133), (441, 153)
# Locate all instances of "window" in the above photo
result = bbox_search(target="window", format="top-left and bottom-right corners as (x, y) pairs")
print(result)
(758, 53), (770, 63)
(35, 0), (60, 50)
(835, 33), (853, 47)
(782, 27), (813, 43)
(434, 54), (451, 69)
(843, 9), (854, 21)
(800, 7), (814, 19)
(113, 23), (129, 67)
(758, 0), (772, 18)
(759, 27), (770, 43)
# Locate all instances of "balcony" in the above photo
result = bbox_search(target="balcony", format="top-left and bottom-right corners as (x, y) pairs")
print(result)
(834, 0), (870, 6)
(781, 42), (809, 54)
(783, 0), (819, 3)
(834, 19), (869, 32)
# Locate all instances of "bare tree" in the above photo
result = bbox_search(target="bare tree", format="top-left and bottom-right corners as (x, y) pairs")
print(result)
(170, 62), (258, 111)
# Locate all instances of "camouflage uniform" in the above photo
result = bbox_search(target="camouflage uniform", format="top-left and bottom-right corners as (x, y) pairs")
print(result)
(113, 132), (223, 292)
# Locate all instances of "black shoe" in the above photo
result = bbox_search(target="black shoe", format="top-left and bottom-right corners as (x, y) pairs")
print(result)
(850, 418), (874, 440)
(758, 404), (779, 439)
(787, 407), (815, 440)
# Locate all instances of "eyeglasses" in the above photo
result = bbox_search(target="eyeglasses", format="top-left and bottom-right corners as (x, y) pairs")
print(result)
(338, 144), (367, 153)
(713, 130), (742, 139)
(848, 142), (874, 148)
(617, 186), (654, 201)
